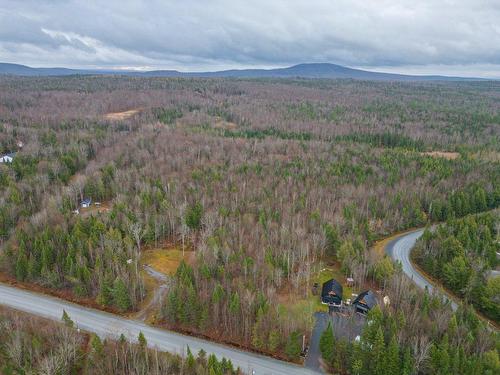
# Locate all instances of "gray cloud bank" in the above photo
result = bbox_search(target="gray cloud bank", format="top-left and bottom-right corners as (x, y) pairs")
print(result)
(1, 0), (499, 77)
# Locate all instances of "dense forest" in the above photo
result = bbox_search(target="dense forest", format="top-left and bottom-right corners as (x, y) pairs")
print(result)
(0, 307), (239, 375)
(413, 211), (500, 322)
(0, 76), (499, 367)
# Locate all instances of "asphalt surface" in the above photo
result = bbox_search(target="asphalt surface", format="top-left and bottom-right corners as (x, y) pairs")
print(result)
(305, 311), (365, 372)
(305, 312), (328, 372)
(0, 283), (319, 375)
(385, 229), (458, 310)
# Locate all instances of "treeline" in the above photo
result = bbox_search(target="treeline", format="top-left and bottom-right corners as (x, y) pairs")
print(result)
(413, 211), (500, 322)
(0, 307), (240, 375)
(320, 276), (499, 375)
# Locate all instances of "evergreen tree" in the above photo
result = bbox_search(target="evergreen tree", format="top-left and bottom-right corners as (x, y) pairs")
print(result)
(324, 223), (340, 258)
(386, 335), (400, 375)
(15, 251), (28, 281)
(268, 329), (280, 352)
(319, 322), (335, 366)
(186, 345), (196, 370)
(90, 334), (104, 357)
(401, 346), (414, 375)
(113, 277), (132, 311)
(251, 307), (265, 349)
(228, 291), (240, 315)
(185, 202), (203, 230)
(165, 288), (180, 323)
(285, 331), (302, 360)
(97, 274), (113, 306)
(138, 331), (147, 349)
(197, 348), (207, 367)
(119, 333), (127, 345)
(371, 327), (386, 375)
(61, 310), (74, 327)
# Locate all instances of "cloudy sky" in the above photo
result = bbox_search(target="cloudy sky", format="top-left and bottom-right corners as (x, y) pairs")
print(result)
(1, 0), (499, 77)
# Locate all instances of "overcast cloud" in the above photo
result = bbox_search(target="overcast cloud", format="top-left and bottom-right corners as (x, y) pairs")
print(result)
(1, 0), (499, 77)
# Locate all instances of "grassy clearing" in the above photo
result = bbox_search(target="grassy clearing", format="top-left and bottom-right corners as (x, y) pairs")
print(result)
(141, 246), (195, 276)
(278, 262), (355, 323)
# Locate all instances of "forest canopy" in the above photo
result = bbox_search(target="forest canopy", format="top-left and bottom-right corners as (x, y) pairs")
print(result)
(0, 76), (498, 370)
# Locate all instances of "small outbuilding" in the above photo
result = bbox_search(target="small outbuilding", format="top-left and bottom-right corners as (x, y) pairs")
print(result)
(0, 152), (15, 163)
(321, 279), (343, 306)
(80, 198), (92, 208)
(352, 290), (378, 314)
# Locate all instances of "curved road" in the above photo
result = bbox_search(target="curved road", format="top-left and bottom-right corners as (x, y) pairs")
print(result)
(385, 229), (458, 310)
(0, 283), (318, 375)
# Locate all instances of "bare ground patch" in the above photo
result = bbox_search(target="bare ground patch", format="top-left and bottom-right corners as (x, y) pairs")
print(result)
(213, 117), (238, 130)
(421, 151), (460, 160)
(104, 108), (142, 121)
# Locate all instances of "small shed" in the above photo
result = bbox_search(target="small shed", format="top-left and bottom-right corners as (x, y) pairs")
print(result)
(321, 279), (343, 306)
(81, 198), (92, 208)
(352, 290), (378, 314)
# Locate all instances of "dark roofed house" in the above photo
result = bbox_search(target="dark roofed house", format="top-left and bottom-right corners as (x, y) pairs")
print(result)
(321, 279), (343, 306)
(352, 290), (378, 314)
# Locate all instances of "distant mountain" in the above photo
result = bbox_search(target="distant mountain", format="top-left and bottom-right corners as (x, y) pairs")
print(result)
(0, 62), (485, 81)
(0, 63), (87, 76)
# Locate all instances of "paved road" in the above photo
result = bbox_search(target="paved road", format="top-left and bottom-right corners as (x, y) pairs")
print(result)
(0, 283), (319, 375)
(385, 229), (458, 310)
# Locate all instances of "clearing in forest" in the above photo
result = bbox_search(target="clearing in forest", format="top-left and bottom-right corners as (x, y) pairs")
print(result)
(137, 245), (195, 321)
(104, 108), (141, 121)
(141, 245), (195, 276)
(78, 201), (112, 217)
(277, 264), (354, 315)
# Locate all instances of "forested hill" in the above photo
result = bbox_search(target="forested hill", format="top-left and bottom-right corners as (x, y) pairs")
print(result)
(0, 62), (485, 81)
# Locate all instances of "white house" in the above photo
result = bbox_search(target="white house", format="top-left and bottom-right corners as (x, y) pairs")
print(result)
(0, 153), (15, 163)
(81, 198), (92, 208)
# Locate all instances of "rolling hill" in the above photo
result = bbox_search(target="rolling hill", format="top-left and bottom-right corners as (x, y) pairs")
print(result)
(0, 62), (484, 81)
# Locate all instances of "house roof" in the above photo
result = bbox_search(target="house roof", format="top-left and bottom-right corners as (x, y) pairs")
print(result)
(321, 279), (343, 299)
(353, 290), (378, 309)
(1, 152), (15, 158)
(81, 198), (92, 204)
